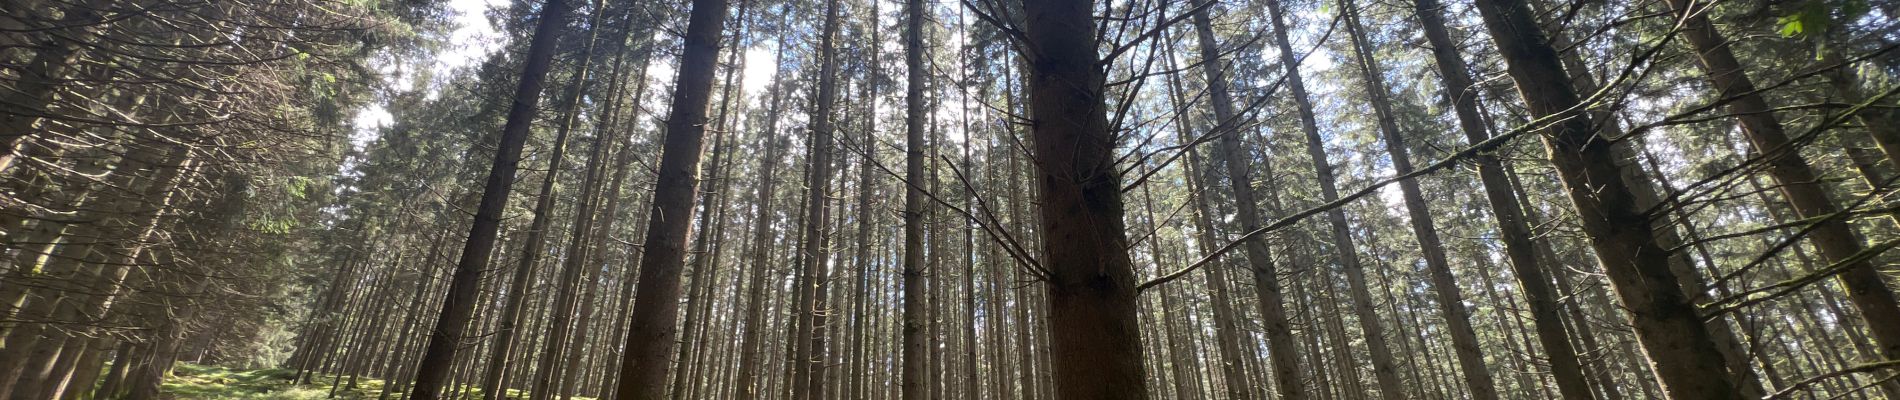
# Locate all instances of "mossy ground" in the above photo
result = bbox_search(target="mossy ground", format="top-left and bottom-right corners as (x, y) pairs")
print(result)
(160, 364), (386, 399)
(159, 363), (587, 400)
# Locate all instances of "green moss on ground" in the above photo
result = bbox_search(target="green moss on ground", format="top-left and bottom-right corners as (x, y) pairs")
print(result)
(162, 363), (384, 399)
(159, 363), (589, 400)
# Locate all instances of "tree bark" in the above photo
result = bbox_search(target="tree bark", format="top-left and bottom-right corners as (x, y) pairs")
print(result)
(1266, 0), (1407, 397)
(1470, 0), (1742, 396)
(403, 0), (574, 396)
(477, 2), (622, 395)
(1018, 1), (1149, 398)
(1182, 3), (1305, 399)
(609, 0), (731, 397)
(1664, 0), (1900, 375)
(790, 1), (842, 399)
(900, 0), (930, 398)
(734, 10), (792, 398)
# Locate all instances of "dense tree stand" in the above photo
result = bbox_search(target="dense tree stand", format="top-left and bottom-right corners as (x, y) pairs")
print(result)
(6, 0), (1899, 399)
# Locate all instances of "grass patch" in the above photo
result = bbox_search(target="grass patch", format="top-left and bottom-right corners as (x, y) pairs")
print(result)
(162, 363), (385, 399)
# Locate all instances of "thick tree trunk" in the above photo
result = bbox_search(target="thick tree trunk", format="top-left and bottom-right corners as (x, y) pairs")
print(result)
(1470, 0), (1742, 397)
(609, 0), (731, 397)
(1018, 1), (1149, 398)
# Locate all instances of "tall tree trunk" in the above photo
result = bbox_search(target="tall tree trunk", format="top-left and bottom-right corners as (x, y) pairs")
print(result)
(4, 143), (194, 399)
(1664, 0), (1900, 376)
(1350, 1), (1515, 398)
(900, 0), (930, 398)
(1469, 0), (1741, 396)
(1017, 1), (1149, 398)
(734, 9), (792, 397)
(790, 1), (842, 399)
(0, 3), (101, 174)
(609, 0), (731, 397)
(1267, 0), (1407, 397)
(478, 2), (621, 395)
(1182, 2), (1307, 398)
(847, 3), (882, 399)
(405, 0), (574, 397)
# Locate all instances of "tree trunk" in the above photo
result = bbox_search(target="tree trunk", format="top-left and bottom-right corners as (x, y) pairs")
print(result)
(1359, 0), (1526, 397)
(1181, 3), (1303, 399)
(1267, 0), (1407, 397)
(477, 2), (620, 395)
(404, 0), (574, 396)
(1469, 0), (1742, 396)
(1664, 0), (1900, 376)
(900, 0), (930, 398)
(1018, 1), (1149, 398)
(734, 9), (792, 397)
(790, 1), (842, 399)
(609, 0), (731, 397)
(4, 143), (194, 399)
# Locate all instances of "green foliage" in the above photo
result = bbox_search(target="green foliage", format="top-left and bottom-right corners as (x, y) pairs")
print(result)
(1777, 0), (1871, 39)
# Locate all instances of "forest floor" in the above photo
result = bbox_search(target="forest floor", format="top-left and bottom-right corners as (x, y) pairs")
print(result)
(162, 364), (385, 399)
(161, 363), (594, 399)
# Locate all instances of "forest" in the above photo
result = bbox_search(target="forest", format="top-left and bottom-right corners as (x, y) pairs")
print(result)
(1, 0), (1898, 398)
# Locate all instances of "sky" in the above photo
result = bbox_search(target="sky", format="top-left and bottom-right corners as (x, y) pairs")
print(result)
(351, 0), (788, 148)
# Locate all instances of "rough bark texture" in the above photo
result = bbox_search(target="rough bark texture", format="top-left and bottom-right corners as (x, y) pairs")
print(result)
(1019, 1), (1149, 399)
(610, 0), (730, 397)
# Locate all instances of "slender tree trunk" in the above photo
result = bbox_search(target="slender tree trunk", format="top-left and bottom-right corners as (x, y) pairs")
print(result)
(1470, 0), (1741, 396)
(900, 0), (930, 398)
(1180, 4), (1297, 399)
(734, 10), (792, 397)
(789, 2), (842, 399)
(478, 2), (621, 395)
(405, 0), (574, 396)
(0, 3), (103, 174)
(1664, 0), (1900, 375)
(1354, 1), (1517, 397)
(6, 144), (194, 400)
(848, 3), (881, 398)
(1266, 1), (1407, 397)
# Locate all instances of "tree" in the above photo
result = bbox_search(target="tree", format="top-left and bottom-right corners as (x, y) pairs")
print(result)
(610, 0), (733, 398)
(1016, 0), (1149, 398)
(399, 0), (577, 397)
(1469, 0), (1741, 396)
(900, 0), (931, 399)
